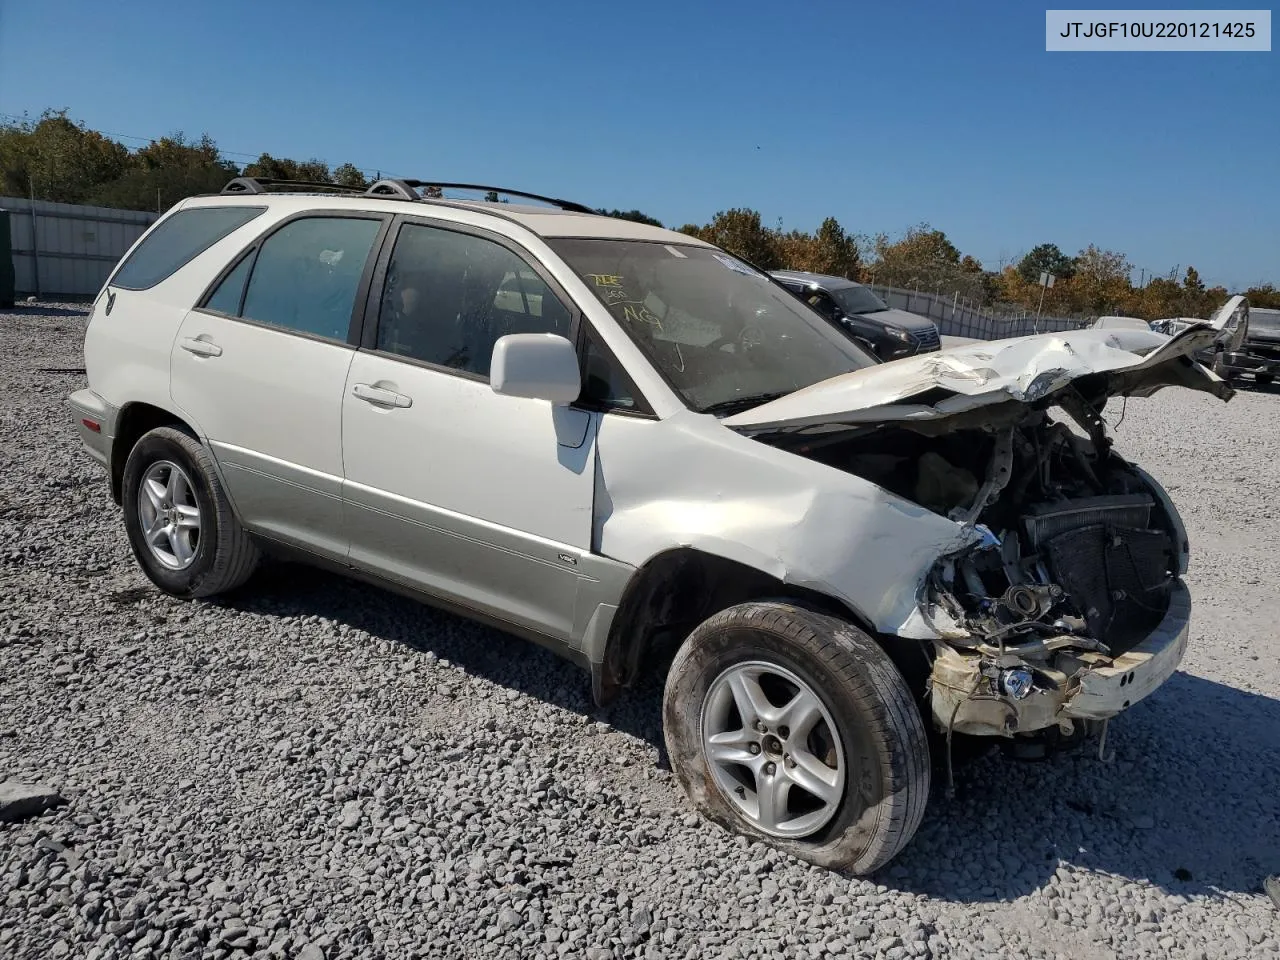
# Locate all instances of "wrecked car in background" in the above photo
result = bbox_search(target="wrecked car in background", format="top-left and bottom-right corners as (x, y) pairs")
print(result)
(1151, 294), (1251, 380)
(71, 182), (1232, 876)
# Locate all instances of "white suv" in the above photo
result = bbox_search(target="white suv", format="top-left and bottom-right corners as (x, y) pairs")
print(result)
(68, 177), (1231, 873)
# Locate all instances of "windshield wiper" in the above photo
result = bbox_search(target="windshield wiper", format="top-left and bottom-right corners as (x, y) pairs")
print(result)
(700, 391), (790, 417)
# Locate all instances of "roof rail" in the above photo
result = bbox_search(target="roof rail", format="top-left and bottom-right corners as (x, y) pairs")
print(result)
(222, 176), (594, 213)
(221, 177), (366, 196)
(400, 181), (594, 213)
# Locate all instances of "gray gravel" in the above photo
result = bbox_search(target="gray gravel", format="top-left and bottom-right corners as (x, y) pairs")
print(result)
(1, 303), (1278, 960)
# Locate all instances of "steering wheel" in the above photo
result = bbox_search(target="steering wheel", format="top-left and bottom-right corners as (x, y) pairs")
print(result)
(709, 325), (766, 353)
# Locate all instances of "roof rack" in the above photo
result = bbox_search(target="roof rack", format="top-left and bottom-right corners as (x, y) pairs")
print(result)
(218, 179), (593, 213)
(221, 176), (594, 214)
(394, 181), (596, 214)
(220, 176), (366, 196)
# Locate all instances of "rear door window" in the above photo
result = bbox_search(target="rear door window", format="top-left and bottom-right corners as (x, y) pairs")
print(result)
(202, 253), (253, 316)
(203, 216), (383, 341)
(111, 206), (265, 290)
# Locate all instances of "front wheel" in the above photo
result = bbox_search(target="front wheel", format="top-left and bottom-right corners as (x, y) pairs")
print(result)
(121, 426), (259, 598)
(662, 602), (931, 874)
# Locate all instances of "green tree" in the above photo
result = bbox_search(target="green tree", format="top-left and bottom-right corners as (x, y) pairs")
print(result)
(243, 154), (332, 183)
(866, 223), (987, 299)
(598, 208), (663, 228)
(0, 109), (130, 203)
(87, 134), (238, 211)
(1069, 245), (1132, 314)
(1243, 284), (1280, 309)
(1016, 243), (1076, 283)
(1183, 266), (1205, 293)
(689, 208), (781, 269)
(332, 163), (369, 189)
(808, 217), (860, 279)
(875, 223), (961, 267)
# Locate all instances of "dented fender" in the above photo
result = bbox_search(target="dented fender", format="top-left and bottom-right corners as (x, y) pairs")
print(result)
(592, 410), (978, 634)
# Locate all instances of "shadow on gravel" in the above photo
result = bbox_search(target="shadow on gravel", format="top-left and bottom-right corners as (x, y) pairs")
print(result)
(882, 671), (1280, 903)
(219, 561), (669, 754)
(7, 305), (88, 318)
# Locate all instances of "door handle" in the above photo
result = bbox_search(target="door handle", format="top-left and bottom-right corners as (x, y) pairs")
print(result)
(179, 337), (223, 358)
(352, 382), (413, 408)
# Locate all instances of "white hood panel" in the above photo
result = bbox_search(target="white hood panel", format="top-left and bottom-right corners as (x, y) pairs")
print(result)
(724, 326), (1231, 432)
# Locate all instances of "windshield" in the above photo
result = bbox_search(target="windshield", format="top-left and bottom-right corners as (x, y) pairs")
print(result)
(549, 239), (876, 413)
(831, 284), (889, 316)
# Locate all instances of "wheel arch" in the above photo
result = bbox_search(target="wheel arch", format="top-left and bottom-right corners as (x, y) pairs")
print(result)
(591, 546), (884, 706)
(110, 401), (204, 505)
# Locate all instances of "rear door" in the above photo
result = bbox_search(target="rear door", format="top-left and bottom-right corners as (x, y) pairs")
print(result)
(170, 212), (388, 560)
(340, 217), (597, 640)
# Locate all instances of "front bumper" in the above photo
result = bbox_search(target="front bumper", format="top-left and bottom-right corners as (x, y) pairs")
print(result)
(66, 389), (117, 470)
(929, 580), (1190, 736)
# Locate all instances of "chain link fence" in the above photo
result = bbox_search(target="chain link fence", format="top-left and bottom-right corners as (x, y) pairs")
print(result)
(864, 283), (1095, 340)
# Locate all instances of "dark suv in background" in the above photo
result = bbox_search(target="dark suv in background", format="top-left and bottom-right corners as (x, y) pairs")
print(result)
(772, 270), (941, 361)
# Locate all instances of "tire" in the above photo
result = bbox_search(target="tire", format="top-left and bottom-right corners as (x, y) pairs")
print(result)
(663, 601), (930, 874)
(121, 426), (259, 598)
(1258, 373), (1274, 385)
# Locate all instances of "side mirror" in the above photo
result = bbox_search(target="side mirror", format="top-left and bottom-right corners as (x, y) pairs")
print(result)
(490, 333), (581, 404)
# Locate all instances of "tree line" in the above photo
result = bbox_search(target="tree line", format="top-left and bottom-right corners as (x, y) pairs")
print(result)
(4, 110), (1276, 319)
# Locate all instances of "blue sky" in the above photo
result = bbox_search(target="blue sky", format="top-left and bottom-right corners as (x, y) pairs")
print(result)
(2, 1), (1276, 289)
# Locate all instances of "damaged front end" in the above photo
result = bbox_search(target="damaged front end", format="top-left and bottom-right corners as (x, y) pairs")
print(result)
(765, 389), (1197, 744)
(854, 396), (1195, 743)
(915, 398), (1193, 740)
(727, 326), (1227, 745)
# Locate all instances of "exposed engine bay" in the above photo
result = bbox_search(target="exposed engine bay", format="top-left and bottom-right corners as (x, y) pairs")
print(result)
(770, 390), (1189, 741)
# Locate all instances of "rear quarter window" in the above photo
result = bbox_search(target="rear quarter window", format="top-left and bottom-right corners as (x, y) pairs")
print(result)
(110, 206), (266, 291)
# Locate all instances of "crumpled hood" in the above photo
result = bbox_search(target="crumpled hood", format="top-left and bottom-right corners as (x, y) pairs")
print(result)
(724, 325), (1233, 433)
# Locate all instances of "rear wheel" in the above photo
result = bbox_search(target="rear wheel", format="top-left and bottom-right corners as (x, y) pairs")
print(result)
(663, 601), (931, 874)
(121, 426), (259, 598)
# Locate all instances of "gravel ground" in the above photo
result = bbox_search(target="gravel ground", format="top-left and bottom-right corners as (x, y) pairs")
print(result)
(1, 303), (1278, 960)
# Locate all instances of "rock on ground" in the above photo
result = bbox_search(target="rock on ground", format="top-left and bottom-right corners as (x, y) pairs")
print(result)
(0, 302), (1278, 959)
(0, 781), (66, 822)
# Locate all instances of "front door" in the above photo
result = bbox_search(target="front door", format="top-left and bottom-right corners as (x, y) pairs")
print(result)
(341, 218), (596, 640)
(170, 213), (386, 560)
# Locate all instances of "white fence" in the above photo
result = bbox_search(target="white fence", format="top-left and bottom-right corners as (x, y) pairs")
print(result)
(2, 196), (157, 298)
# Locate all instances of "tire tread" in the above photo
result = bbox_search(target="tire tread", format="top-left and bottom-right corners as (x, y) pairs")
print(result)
(663, 600), (931, 874)
(123, 426), (259, 598)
